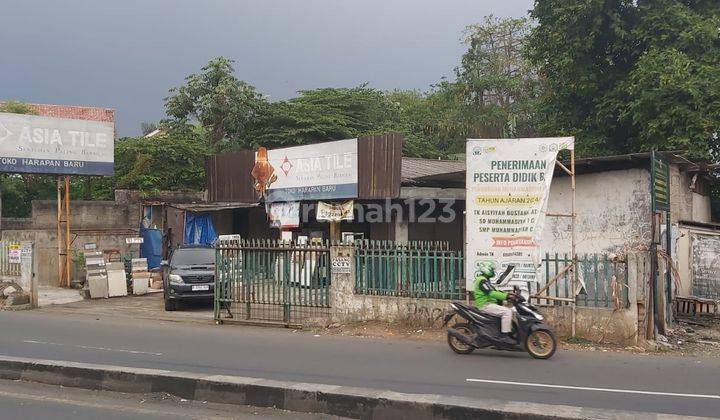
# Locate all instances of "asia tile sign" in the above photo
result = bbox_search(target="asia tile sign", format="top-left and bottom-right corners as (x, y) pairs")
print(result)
(465, 137), (574, 289)
(0, 112), (114, 176)
(252, 139), (358, 202)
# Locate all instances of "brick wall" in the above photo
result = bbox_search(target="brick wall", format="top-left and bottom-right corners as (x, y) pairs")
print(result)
(28, 103), (115, 123)
(0, 102), (115, 123)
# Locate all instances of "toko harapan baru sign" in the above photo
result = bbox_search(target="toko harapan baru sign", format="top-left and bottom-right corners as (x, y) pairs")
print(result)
(0, 112), (114, 176)
(465, 137), (574, 289)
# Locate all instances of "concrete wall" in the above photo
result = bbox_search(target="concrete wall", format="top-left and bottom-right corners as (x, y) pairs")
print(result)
(543, 168), (653, 254)
(329, 246), (647, 345)
(1, 199), (140, 287)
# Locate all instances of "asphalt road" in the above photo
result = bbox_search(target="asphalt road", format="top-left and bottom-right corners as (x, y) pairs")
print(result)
(0, 309), (718, 417)
(0, 378), (342, 420)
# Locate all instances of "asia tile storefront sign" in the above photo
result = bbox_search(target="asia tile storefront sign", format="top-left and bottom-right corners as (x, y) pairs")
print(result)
(252, 139), (358, 202)
(465, 137), (573, 289)
(0, 112), (114, 176)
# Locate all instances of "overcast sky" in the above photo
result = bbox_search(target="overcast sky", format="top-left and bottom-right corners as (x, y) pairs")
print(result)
(0, 0), (533, 136)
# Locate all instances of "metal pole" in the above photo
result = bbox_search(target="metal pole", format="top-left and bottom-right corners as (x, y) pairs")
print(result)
(571, 149), (577, 337)
(65, 176), (71, 287)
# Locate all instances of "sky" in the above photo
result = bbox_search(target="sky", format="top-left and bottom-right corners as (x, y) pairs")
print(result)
(0, 0), (534, 136)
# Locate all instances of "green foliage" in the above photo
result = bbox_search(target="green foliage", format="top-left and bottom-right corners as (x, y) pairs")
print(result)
(528, 0), (720, 160)
(0, 100), (37, 115)
(244, 86), (443, 158)
(456, 16), (540, 138)
(113, 123), (210, 193)
(164, 57), (266, 151)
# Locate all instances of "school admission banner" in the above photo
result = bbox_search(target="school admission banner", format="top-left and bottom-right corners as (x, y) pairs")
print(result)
(465, 137), (574, 289)
(0, 112), (114, 176)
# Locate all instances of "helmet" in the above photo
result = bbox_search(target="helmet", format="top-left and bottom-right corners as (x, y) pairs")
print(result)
(477, 261), (495, 279)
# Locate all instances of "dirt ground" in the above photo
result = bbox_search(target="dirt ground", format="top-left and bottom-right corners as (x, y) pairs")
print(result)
(35, 293), (720, 357)
(38, 292), (214, 324)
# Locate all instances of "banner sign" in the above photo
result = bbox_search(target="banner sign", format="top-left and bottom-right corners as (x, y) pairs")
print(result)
(465, 137), (573, 289)
(259, 139), (358, 202)
(268, 202), (300, 228)
(0, 112), (114, 176)
(316, 200), (354, 222)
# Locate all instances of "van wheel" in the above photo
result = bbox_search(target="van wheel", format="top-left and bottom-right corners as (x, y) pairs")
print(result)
(164, 299), (176, 311)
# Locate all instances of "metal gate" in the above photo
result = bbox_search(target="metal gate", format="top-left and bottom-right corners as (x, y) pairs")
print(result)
(214, 239), (331, 327)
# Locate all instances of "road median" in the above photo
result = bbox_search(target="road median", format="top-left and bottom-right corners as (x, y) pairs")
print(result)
(0, 355), (701, 419)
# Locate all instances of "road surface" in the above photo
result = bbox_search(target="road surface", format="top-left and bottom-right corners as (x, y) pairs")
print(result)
(0, 378), (342, 419)
(0, 309), (718, 417)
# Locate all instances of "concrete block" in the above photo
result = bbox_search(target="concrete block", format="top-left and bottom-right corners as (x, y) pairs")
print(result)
(2, 285), (17, 297)
(107, 269), (127, 297)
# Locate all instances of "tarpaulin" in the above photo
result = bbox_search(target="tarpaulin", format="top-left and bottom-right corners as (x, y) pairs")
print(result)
(139, 227), (163, 269)
(184, 212), (218, 246)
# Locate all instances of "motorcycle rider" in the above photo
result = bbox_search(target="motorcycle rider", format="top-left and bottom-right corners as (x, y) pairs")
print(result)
(474, 261), (516, 345)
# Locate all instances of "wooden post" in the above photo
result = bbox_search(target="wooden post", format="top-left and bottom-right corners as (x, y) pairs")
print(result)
(64, 175), (71, 287)
(329, 221), (341, 242)
(570, 149), (577, 337)
(57, 178), (63, 287)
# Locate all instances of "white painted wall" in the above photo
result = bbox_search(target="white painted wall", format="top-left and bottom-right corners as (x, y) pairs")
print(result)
(542, 168), (653, 255)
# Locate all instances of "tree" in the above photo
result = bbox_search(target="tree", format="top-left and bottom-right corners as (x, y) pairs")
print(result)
(456, 16), (540, 138)
(113, 122), (210, 193)
(0, 100), (38, 115)
(527, 0), (720, 160)
(164, 57), (266, 151)
(247, 86), (444, 158)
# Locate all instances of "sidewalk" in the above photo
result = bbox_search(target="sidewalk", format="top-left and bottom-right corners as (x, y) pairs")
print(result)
(38, 286), (84, 307)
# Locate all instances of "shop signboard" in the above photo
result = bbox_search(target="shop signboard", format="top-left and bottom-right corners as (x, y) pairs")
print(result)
(465, 137), (573, 289)
(0, 112), (114, 176)
(255, 139), (358, 202)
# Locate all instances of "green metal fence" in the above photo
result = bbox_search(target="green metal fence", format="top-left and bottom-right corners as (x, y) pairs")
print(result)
(354, 240), (465, 299)
(530, 253), (629, 308)
(215, 239), (331, 327)
(353, 242), (628, 308)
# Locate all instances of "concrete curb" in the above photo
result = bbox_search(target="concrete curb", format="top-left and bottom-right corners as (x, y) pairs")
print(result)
(0, 356), (702, 420)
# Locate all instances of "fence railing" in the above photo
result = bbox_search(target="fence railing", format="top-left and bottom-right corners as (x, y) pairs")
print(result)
(215, 239), (331, 326)
(354, 240), (464, 300)
(354, 242), (628, 308)
(530, 253), (629, 308)
(0, 241), (22, 276)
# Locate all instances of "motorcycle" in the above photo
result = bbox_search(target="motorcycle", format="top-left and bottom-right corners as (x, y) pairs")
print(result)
(444, 265), (557, 359)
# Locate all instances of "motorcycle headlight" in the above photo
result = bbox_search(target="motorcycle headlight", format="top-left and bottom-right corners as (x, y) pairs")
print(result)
(169, 274), (184, 285)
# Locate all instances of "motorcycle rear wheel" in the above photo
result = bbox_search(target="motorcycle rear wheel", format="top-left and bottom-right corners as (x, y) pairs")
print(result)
(525, 328), (557, 359)
(447, 323), (475, 354)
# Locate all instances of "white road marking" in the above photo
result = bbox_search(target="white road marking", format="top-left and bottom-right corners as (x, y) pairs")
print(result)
(466, 378), (720, 400)
(22, 340), (162, 356)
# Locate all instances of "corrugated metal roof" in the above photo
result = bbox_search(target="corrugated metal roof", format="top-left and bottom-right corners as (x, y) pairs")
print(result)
(401, 157), (465, 182)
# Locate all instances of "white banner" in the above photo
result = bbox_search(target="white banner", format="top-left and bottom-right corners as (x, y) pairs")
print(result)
(465, 137), (573, 289)
(0, 112), (114, 176)
(263, 139), (358, 202)
(316, 200), (354, 222)
(268, 202), (300, 228)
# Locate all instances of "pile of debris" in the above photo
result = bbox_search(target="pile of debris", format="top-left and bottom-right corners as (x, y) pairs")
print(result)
(656, 319), (720, 356)
(0, 281), (30, 309)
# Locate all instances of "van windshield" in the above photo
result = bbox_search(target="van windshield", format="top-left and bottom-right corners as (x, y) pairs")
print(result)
(171, 248), (215, 266)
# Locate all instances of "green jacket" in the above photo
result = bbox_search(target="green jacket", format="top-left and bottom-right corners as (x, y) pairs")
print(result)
(474, 276), (508, 308)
